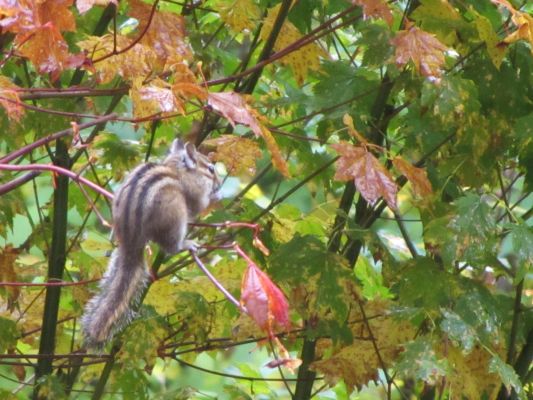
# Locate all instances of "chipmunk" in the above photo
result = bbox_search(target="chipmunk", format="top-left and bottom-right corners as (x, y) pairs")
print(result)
(81, 139), (221, 349)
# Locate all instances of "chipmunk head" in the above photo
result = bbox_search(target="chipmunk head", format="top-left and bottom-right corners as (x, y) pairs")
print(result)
(165, 139), (222, 204)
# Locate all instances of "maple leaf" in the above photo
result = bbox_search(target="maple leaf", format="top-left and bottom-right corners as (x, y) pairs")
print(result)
(204, 135), (262, 176)
(0, 77), (24, 122)
(391, 24), (448, 80)
(260, 4), (325, 85)
(392, 156), (432, 198)
(331, 142), (398, 209)
(77, 0), (117, 15)
(78, 34), (158, 83)
(207, 91), (290, 176)
(129, 0), (192, 69)
(130, 78), (183, 119)
(218, 0), (260, 33)
(312, 300), (415, 391)
(352, 0), (393, 27)
(0, 0), (77, 77)
(241, 262), (290, 336)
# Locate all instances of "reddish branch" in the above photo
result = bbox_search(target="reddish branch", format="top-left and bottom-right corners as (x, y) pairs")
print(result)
(0, 163), (114, 199)
(0, 113), (117, 164)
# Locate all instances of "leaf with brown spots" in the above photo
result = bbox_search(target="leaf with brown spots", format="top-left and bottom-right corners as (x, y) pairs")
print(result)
(331, 141), (397, 209)
(391, 24), (448, 80)
(207, 91), (289, 176)
(392, 156), (432, 198)
(204, 136), (262, 176)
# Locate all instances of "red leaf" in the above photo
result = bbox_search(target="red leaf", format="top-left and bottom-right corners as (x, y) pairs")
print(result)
(331, 142), (398, 209)
(241, 263), (290, 337)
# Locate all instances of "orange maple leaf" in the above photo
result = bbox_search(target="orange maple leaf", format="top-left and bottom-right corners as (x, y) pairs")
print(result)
(0, 0), (80, 78)
(129, 0), (192, 68)
(391, 24), (448, 80)
(352, 0), (393, 27)
(392, 156), (432, 198)
(331, 142), (398, 209)
(207, 91), (290, 177)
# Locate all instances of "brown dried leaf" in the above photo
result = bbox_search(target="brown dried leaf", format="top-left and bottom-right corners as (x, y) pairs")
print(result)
(0, 77), (24, 122)
(352, 0), (393, 27)
(205, 136), (262, 176)
(392, 156), (432, 198)
(391, 24), (448, 80)
(207, 91), (290, 177)
(0, 246), (21, 312)
(331, 142), (398, 209)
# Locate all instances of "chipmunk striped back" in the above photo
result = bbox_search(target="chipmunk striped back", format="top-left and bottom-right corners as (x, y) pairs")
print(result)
(82, 139), (221, 349)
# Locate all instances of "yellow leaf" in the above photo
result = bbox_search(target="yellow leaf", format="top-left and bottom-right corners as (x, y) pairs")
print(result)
(260, 4), (325, 85)
(78, 35), (158, 83)
(205, 135), (262, 176)
(144, 278), (177, 315)
(445, 345), (502, 399)
(130, 78), (183, 120)
(312, 299), (415, 391)
(218, 0), (260, 32)
(0, 76), (24, 122)
(472, 12), (507, 69)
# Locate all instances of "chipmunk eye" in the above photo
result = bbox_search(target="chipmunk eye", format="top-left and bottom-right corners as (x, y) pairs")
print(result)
(208, 164), (215, 174)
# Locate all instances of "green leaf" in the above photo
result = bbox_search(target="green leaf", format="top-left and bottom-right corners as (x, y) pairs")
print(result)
(440, 310), (477, 352)
(448, 193), (499, 266)
(489, 355), (525, 399)
(269, 235), (352, 322)
(394, 337), (448, 383)
(357, 22), (393, 67)
(504, 224), (533, 282)
(354, 255), (392, 300)
(36, 375), (67, 400)
(0, 316), (18, 353)
(395, 258), (454, 313)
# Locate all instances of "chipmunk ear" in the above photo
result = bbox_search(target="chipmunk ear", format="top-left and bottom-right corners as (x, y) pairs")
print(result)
(183, 142), (198, 169)
(168, 139), (197, 169)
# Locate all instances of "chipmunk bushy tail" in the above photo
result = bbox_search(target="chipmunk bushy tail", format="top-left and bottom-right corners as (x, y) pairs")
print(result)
(81, 247), (148, 349)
